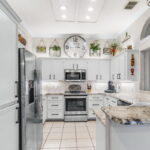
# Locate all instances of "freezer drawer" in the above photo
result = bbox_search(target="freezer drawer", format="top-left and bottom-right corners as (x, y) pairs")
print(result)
(48, 100), (64, 110)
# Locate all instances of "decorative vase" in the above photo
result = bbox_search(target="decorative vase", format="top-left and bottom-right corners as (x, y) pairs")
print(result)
(111, 49), (116, 56)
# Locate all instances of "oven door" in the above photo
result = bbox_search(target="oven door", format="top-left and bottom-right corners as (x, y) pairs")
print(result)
(65, 71), (81, 81)
(65, 96), (87, 115)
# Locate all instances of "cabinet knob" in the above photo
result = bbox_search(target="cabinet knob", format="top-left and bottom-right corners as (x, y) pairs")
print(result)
(49, 75), (51, 80)
(96, 75), (98, 80)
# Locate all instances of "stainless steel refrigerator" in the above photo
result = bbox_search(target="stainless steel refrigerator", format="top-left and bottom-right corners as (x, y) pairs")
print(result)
(18, 48), (43, 150)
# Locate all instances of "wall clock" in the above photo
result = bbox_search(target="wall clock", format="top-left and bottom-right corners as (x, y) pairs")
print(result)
(64, 35), (87, 58)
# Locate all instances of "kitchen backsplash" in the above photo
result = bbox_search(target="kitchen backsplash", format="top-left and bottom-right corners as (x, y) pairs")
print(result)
(41, 81), (139, 94)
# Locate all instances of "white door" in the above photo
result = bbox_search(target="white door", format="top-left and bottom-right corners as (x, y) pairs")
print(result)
(0, 104), (19, 150)
(99, 60), (110, 81)
(0, 9), (18, 103)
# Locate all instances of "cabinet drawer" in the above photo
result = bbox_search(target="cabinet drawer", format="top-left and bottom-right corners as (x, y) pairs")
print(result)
(89, 95), (104, 100)
(48, 110), (64, 119)
(48, 101), (63, 110)
(89, 101), (103, 108)
(48, 95), (64, 101)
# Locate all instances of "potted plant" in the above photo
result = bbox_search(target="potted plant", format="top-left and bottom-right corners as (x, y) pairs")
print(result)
(90, 41), (101, 56)
(51, 45), (61, 51)
(109, 42), (120, 56)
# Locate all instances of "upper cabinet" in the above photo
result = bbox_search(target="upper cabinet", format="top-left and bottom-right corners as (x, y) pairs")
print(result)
(41, 59), (64, 81)
(0, 8), (18, 103)
(87, 60), (110, 81)
(111, 50), (139, 81)
(64, 60), (88, 70)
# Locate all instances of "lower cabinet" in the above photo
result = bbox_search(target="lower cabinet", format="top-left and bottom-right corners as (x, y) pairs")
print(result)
(0, 104), (19, 150)
(42, 96), (47, 123)
(47, 95), (64, 120)
(88, 95), (118, 119)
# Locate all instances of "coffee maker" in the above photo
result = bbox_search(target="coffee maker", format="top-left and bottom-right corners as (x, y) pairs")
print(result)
(105, 81), (116, 93)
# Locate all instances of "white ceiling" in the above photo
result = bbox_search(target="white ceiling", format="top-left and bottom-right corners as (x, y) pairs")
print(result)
(6, 0), (149, 38)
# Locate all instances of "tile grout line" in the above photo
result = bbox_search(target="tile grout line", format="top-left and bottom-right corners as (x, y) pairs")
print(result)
(75, 122), (78, 150)
(42, 122), (54, 149)
(86, 123), (95, 149)
(59, 122), (65, 150)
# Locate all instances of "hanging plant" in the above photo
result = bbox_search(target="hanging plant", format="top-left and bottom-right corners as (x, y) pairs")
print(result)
(109, 42), (120, 56)
(36, 40), (46, 53)
(89, 40), (101, 56)
(49, 39), (61, 57)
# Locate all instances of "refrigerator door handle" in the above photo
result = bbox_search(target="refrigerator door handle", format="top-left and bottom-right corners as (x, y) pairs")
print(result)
(15, 81), (19, 98)
(15, 107), (19, 124)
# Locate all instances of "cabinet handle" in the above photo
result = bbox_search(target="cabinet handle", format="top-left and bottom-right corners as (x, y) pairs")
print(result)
(119, 74), (121, 79)
(51, 105), (59, 106)
(15, 81), (19, 98)
(93, 104), (99, 106)
(77, 64), (78, 69)
(16, 107), (19, 124)
(112, 74), (115, 80)
(96, 75), (98, 80)
(51, 114), (59, 116)
(53, 75), (55, 79)
(49, 75), (51, 80)
(73, 64), (74, 69)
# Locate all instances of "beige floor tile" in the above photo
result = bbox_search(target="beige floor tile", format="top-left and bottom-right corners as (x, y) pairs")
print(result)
(61, 139), (77, 148)
(89, 132), (96, 139)
(92, 139), (96, 147)
(60, 148), (77, 150)
(44, 140), (61, 148)
(76, 127), (88, 133)
(77, 147), (94, 150)
(64, 122), (75, 128)
(76, 132), (90, 139)
(63, 128), (76, 133)
(86, 121), (96, 127)
(47, 133), (62, 140)
(62, 132), (76, 139)
(51, 127), (63, 133)
(77, 139), (93, 147)
(53, 122), (64, 128)
(75, 122), (86, 127)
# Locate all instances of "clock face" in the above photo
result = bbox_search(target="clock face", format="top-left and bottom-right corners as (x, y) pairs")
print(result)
(64, 35), (87, 58)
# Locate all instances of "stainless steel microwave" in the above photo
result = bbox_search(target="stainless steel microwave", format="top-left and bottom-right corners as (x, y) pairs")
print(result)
(64, 69), (86, 81)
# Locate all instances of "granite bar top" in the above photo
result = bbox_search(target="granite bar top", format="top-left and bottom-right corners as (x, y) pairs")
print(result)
(94, 108), (106, 125)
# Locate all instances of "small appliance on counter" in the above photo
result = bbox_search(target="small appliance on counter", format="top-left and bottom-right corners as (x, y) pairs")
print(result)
(105, 81), (116, 93)
(87, 83), (92, 93)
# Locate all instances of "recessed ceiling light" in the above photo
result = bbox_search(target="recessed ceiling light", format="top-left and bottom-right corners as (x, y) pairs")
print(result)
(60, 5), (67, 10)
(62, 14), (67, 19)
(88, 7), (94, 12)
(91, 0), (96, 2)
(86, 15), (90, 20)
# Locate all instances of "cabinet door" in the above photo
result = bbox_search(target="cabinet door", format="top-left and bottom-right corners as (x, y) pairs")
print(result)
(118, 54), (125, 80)
(42, 96), (47, 123)
(0, 9), (18, 103)
(64, 60), (76, 69)
(77, 60), (88, 69)
(87, 60), (99, 80)
(99, 60), (110, 81)
(0, 104), (19, 150)
(42, 60), (63, 80)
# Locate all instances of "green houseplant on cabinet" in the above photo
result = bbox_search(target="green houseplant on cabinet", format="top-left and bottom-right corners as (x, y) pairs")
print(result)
(109, 42), (120, 56)
(49, 39), (61, 57)
(90, 40), (101, 56)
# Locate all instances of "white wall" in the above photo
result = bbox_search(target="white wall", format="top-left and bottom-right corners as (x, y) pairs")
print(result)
(118, 9), (150, 51)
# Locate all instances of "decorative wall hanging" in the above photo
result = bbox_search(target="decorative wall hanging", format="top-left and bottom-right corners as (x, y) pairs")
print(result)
(64, 35), (87, 58)
(103, 41), (111, 55)
(49, 39), (61, 57)
(89, 40), (101, 57)
(122, 32), (131, 43)
(36, 40), (46, 53)
(109, 42), (120, 56)
(18, 34), (27, 46)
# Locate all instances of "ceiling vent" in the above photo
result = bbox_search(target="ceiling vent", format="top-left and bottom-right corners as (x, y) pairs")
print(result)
(124, 1), (138, 9)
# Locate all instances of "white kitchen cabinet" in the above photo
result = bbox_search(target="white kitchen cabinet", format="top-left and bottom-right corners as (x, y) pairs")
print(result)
(64, 60), (87, 70)
(111, 50), (139, 81)
(88, 95), (104, 119)
(0, 8), (18, 103)
(47, 95), (64, 120)
(0, 104), (19, 150)
(42, 96), (47, 123)
(88, 60), (110, 81)
(41, 60), (64, 81)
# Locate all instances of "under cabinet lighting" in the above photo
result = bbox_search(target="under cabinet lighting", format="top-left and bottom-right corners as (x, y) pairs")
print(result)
(61, 14), (67, 19)
(86, 15), (90, 20)
(60, 5), (67, 10)
(88, 7), (94, 12)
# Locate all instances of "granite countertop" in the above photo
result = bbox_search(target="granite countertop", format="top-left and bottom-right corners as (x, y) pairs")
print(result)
(102, 106), (150, 125)
(94, 108), (106, 125)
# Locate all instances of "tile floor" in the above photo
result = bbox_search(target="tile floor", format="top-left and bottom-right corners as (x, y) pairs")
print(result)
(41, 121), (96, 150)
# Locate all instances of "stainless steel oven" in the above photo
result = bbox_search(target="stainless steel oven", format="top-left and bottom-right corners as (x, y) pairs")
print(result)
(65, 69), (86, 82)
(64, 94), (88, 121)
